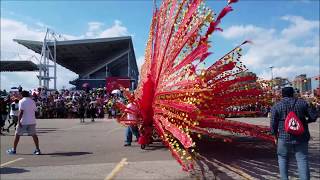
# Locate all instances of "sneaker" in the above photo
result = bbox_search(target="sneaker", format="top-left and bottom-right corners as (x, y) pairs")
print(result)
(5, 128), (9, 133)
(124, 143), (131, 146)
(33, 149), (41, 155)
(6, 148), (16, 155)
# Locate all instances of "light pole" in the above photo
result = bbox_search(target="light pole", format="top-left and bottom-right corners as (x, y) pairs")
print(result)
(269, 66), (274, 81)
(269, 66), (274, 89)
(269, 66), (274, 104)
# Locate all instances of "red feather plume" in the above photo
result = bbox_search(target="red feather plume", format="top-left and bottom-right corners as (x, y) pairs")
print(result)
(116, 0), (272, 171)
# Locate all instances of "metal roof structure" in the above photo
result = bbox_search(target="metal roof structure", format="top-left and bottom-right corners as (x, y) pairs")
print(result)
(14, 36), (139, 90)
(14, 36), (138, 76)
(0, 61), (39, 72)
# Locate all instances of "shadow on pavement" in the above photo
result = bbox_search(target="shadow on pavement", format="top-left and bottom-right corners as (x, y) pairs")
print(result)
(194, 136), (320, 179)
(143, 142), (167, 151)
(36, 128), (59, 134)
(0, 167), (30, 174)
(43, 151), (93, 157)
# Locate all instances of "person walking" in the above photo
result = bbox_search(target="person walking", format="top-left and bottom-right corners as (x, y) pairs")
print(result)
(7, 91), (41, 155)
(4, 98), (19, 132)
(270, 87), (318, 180)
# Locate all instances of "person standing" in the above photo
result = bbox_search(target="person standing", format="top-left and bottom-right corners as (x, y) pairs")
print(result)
(0, 97), (8, 135)
(270, 87), (318, 180)
(7, 91), (41, 155)
(5, 98), (19, 132)
(78, 101), (86, 123)
(124, 101), (139, 146)
(0, 97), (9, 127)
(89, 103), (96, 122)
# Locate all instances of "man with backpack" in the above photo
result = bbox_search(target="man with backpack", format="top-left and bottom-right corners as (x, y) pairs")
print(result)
(270, 87), (318, 180)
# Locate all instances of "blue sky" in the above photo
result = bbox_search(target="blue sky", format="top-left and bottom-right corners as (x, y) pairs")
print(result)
(1, 0), (319, 90)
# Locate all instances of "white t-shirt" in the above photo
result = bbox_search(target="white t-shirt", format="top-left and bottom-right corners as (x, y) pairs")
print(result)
(19, 97), (37, 125)
(126, 103), (137, 121)
(10, 102), (19, 116)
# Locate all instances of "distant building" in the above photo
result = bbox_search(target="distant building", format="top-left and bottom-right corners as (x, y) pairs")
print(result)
(293, 74), (312, 93)
(237, 72), (257, 81)
(273, 77), (291, 90)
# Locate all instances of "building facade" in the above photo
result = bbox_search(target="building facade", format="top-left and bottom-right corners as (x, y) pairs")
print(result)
(293, 74), (312, 93)
(273, 77), (291, 90)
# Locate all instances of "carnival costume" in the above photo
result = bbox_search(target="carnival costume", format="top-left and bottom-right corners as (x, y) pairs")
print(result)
(116, 0), (273, 171)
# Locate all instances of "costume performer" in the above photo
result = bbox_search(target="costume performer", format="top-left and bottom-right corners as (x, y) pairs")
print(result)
(116, 0), (273, 171)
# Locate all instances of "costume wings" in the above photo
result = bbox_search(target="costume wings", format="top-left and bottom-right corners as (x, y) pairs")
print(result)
(116, 0), (272, 171)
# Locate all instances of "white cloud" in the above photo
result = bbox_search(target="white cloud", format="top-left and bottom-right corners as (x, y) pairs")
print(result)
(1, 18), (79, 90)
(99, 20), (129, 38)
(1, 72), (39, 90)
(259, 65), (316, 80)
(88, 22), (104, 31)
(35, 21), (54, 29)
(136, 56), (145, 73)
(281, 15), (319, 40)
(0, 18), (45, 90)
(221, 25), (275, 41)
(1, 17), (131, 91)
(1, 18), (45, 56)
(84, 20), (129, 38)
(220, 15), (319, 84)
(86, 21), (104, 38)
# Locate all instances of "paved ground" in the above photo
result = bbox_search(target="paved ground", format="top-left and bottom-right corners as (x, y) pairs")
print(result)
(194, 118), (320, 180)
(0, 117), (319, 180)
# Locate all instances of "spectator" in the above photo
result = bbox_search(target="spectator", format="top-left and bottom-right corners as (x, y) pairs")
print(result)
(5, 98), (20, 132)
(270, 87), (318, 180)
(7, 91), (41, 155)
(124, 96), (139, 146)
(78, 101), (86, 123)
(89, 103), (96, 122)
(0, 97), (9, 127)
(0, 97), (8, 135)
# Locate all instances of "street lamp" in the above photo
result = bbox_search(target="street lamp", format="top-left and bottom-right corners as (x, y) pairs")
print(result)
(269, 66), (275, 104)
(269, 66), (274, 89)
(269, 66), (274, 81)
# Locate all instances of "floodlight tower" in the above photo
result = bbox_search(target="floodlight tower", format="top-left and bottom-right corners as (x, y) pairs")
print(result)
(38, 28), (64, 90)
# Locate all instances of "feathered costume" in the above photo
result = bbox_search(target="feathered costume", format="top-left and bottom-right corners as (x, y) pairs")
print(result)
(116, 0), (273, 171)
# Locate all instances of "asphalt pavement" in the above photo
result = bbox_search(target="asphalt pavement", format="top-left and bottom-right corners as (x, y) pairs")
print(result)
(0, 117), (319, 180)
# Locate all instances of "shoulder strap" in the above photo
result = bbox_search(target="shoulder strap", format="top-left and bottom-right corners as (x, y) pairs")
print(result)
(290, 99), (297, 112)
(285, 98), (297, 117)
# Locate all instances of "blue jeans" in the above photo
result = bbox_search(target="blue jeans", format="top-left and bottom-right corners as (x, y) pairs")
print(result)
(277, 140), (310, 180)
(125, 126), (139, 144)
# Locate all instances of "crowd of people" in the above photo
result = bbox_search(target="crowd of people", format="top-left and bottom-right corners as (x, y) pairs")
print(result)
(1, 86), (319, 135)
(1, 85), (320, 179)
(0, 87), (126, 134)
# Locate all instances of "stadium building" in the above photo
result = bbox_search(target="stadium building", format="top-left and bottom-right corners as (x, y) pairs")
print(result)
(9, 36), (139, 91)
